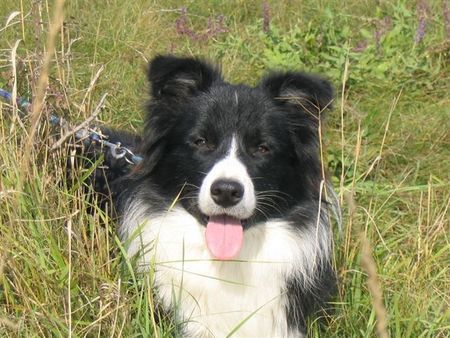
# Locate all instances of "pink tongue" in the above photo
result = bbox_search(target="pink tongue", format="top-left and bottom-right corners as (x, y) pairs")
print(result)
(205, 215), (243, 260)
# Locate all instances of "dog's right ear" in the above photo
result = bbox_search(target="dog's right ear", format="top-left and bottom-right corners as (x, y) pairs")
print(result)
(148, 55), (222, 99)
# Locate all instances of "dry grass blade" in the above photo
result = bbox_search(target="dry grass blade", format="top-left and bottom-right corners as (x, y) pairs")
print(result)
(51, 92), (108, 150)
(10, 39), (23, 131)
(360, 236), (389, 338)
(0, 317), (19, 331)
(339, 55), (349, 205)
(20, 0), (65, 181)
(80, 64), (105, 113)
(66, 217), (72, 337)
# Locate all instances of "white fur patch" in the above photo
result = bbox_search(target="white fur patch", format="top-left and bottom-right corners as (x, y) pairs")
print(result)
(198, 137), (255, 219)
(120, 199), (330, 337)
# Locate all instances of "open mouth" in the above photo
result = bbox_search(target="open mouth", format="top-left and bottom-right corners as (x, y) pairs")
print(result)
(204, 214), (247, 260)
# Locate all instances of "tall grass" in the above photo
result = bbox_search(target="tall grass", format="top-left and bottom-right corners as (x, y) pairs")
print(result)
(1, 0), (449, 337)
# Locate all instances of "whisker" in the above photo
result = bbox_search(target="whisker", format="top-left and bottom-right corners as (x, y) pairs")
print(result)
(257, 195), (288, 205)
(184, 182), (201, 189)
(256, 189), (290, 197)
(254, 206), (270, 221)
(250, 176), (265, 180)
(177, 196), (199, 202)
(257, 194), (290, 206)
(256, 201), (284, 215)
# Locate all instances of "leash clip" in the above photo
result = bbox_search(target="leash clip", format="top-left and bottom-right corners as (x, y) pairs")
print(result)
(110, 143), (127, 160)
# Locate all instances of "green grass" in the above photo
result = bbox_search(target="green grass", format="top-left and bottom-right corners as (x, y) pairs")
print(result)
(1, 0), (449, 337)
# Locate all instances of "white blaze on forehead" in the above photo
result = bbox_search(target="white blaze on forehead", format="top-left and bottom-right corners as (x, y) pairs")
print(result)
(198, 136), (255, 219)
(228, 135), (238, 157)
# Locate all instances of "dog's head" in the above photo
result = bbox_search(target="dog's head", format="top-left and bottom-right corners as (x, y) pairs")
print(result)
(138, 55), (333, 259)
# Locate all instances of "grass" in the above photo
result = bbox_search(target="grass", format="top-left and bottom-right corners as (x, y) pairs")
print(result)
(0, 0), (449, 336)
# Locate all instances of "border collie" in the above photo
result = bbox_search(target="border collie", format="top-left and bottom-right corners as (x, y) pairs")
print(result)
(112, 55), (338, 337)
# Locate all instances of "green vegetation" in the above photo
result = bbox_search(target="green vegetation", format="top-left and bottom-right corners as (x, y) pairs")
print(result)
(0, 0), (448, 336)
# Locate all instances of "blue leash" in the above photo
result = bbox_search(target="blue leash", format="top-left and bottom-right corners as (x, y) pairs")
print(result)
(0, 88), (143, 165)
(0, 88), (32, 111)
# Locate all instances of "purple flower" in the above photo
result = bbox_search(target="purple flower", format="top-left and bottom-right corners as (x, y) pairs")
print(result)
(262, 0), (270, 33)
(414, 17), (427, 44)
(175, 7), (228, 42)
(414, 0), (429, 44)
(374, 16), (392, 52)
(444, 0), (450, 39)
(352, 40), (368, 53)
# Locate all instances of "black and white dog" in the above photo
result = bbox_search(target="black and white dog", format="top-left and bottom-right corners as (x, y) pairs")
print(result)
(111, 55), (339, 337)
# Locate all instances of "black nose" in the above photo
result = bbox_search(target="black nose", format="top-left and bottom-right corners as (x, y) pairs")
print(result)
(210, 180), (244, 208)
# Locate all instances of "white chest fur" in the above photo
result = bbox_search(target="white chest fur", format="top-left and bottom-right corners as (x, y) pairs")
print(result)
(120, 204), (326, 337)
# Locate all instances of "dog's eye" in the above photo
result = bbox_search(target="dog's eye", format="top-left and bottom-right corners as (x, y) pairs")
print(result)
(193, 137), (215, 150)
(194, 137), (207, 146)
(254, 143), (270, 155)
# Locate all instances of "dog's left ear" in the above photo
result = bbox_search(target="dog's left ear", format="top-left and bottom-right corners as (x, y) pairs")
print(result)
(148, 55), (222, 100)
(260, 72), (334, 119)
(261, 72), (334, 181)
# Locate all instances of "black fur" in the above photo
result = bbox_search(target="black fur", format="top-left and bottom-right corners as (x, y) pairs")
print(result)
(120, 57), (332, 225)
(98, 55), (336, 335)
